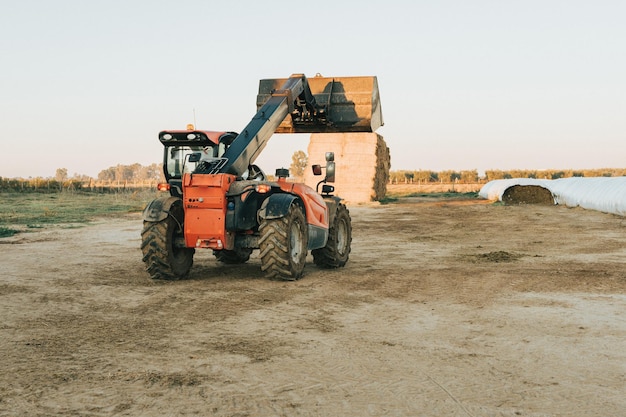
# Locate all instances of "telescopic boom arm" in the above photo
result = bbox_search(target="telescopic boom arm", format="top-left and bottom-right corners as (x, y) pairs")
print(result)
(220, 74), (324, 176)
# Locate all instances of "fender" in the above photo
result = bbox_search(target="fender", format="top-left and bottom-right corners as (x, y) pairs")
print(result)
(142, 196), (182, 222)
(258, 193), (299, 221)
(258, 193), (328, 250)
(323, 196), (342, 226)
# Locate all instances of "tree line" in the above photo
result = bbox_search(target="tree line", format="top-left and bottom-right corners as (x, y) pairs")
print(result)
(50, 163), (164, 184)
(0, 163), (164, 192)
(1, 151), (310, 192)
(2, 161), (625, 192)
(390, 170), (480, 184)
(389, 168), (626, 184)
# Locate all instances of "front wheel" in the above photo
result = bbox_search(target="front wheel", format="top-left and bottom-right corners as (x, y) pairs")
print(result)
(312, 203), (351, 268)
(141, 204), (194, 280)
(259, 203), (308, 280)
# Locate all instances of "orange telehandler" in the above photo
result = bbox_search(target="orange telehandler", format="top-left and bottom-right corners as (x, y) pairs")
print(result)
(141, 73), (382, 280)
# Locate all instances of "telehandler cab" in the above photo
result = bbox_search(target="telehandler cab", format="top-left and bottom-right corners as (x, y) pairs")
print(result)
(141, 73), (382, 280)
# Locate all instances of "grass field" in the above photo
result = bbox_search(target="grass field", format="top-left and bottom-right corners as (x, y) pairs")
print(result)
(0, 190), (158, 237)
(0, 183), (484, 237)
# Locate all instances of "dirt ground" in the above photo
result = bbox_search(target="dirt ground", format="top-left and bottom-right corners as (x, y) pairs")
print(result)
(1, 197), (625, 417)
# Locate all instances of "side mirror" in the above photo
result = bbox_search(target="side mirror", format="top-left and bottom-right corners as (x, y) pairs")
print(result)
(312, 164), (322, 176)
(325, 161), (336, 183)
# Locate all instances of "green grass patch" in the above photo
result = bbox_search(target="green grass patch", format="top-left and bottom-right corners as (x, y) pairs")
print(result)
(0, 226), (19, 237)
(0, 189), (158, 228)
(378, 196), (399, 205)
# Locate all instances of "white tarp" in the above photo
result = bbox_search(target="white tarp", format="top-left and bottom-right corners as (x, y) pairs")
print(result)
(479, 177), (626, 216)
(479, 178), (554, 201)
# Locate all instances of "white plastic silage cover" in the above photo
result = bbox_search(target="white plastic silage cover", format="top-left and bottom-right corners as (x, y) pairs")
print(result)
(479, 178), (554, 201)
(479, 177), (626, 216)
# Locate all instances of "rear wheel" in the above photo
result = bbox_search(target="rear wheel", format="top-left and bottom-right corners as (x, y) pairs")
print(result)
(312, 203), (351, 268)
(259, 203), (308, 280)
(214, 248), (252, 264)
(141, 204), (194, 280)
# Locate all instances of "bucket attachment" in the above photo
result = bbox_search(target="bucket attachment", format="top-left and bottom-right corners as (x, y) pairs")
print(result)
(257, 74), (383, 134)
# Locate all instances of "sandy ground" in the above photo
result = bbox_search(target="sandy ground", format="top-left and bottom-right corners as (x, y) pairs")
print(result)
(1, 197), (625, 417)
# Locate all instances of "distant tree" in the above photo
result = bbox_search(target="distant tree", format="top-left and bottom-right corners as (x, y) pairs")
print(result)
(55, 168), (68, 183)
(485, 170), (506, 181)
(439, 170), (459, 183)
(414, 170), (432, 183)
(460, 170), (478, 183)
(118, 163), (141, 183)
(139, 163), (163, 182)
(290, 150), (308, 180)
(71, 173), (92, 182)
(98, 167), (116, 182)
(508, 169), (527, 179)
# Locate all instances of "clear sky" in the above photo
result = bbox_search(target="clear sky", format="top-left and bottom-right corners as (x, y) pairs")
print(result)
(1, 0), (624, 179)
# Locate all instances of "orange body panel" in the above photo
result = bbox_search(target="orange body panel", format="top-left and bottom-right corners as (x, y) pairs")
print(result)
(277, 179), (329, 230)
(182, 174), (329, 251)
(183, 173), (236, 250)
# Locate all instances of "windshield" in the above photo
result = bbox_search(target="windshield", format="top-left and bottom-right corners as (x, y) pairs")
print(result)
(165, 145), (219, 179)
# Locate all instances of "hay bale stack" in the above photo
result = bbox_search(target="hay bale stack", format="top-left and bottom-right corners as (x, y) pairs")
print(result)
(304, 133), (390, 203)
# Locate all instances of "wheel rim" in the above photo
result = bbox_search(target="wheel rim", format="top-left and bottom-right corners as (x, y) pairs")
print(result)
(289, 221), (304, 262)
(169, 225), (187, 262)
(336, 218), (348, 256)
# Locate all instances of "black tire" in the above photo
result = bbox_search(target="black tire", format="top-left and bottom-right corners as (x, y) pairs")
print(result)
(312, 203), (351, 268)
(141, 204), (194, 280)
(213, 248), (252, 264)
(258, 203), (308, 280)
